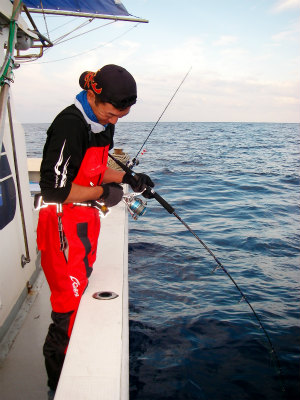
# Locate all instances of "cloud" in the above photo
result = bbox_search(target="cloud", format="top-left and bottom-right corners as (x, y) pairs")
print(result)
(142, 37), (205, 74)
(12, 29), (299, 124)
(271, 22), (300, 42)
(200, 78), (299, 122)
(13, 63), (75, 123)
(272, 29), (295, 41)
(213, 36), (238, 47)
(272, 0), (300, 12)
(131, 65), (300, 123)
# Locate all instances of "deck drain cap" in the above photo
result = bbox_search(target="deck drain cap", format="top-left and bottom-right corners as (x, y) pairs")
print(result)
(93, 291), (119, 300)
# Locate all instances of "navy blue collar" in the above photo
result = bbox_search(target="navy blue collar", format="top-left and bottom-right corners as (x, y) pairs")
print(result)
(75, 91), (98, 123)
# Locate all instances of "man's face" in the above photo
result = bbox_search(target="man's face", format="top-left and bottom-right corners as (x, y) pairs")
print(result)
(87, 91), (131, 125)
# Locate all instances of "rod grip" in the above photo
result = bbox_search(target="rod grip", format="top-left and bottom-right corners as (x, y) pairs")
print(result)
(150, 189), (174, 214)
(108, 153), (175, 213)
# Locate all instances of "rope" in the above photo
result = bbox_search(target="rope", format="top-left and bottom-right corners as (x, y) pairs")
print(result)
(107, 151), (130, 171)
(50, 18), (96, 45)
(52, 20), (115, 46)
(49, 17), (78, 34)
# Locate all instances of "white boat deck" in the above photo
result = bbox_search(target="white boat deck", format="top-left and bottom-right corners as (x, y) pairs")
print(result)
(0, 200), (128, 400)
(0, 272), (51, 400)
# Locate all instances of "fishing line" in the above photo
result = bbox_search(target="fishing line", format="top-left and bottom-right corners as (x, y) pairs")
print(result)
(128, 67), (192, 168)
(109, 152), (287, 395)
(26, 23), (139, 64)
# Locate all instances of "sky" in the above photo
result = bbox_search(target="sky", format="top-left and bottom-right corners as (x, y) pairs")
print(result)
(12, 0), (300, 123)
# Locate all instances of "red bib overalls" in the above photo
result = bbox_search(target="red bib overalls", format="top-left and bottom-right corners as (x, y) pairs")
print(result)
(37, 144), (109, 390)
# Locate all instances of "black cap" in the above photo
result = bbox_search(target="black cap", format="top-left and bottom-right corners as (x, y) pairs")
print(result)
(79, 64), (137, 110)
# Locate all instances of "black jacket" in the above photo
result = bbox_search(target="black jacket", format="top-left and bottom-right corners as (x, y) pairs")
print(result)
(40, 105), (114, 203)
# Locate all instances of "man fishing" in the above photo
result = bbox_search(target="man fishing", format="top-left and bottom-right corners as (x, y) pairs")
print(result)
(37, 64), (154, 398)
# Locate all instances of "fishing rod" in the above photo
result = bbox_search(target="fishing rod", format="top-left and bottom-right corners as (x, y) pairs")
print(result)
(109, 151), (287, 395)
(127, 67), (192, 169)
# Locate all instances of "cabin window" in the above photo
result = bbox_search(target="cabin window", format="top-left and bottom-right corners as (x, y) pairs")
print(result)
(0, 144), (16, 229)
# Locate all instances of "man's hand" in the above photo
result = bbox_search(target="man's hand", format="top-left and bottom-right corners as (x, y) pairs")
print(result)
(122, 172), (155, 198)
(100, 183), (124, 207)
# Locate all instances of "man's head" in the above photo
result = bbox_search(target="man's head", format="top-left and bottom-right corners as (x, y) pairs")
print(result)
(79, 64), (137, 125)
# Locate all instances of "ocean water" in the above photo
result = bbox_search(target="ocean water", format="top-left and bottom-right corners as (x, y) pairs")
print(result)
(24, 121), (300, 400)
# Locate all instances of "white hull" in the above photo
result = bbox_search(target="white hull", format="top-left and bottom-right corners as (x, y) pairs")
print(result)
(0, 0), (39, 342)
(0, 107), (39, 342)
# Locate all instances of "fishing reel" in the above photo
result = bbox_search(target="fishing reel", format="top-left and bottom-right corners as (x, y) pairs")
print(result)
(123, 191), (147, 220)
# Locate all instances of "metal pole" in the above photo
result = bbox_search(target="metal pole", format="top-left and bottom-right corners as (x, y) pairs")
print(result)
(0, 0), (23, 151)
(0, 1), (30, 267)
(0, 85), (10, 151)
(26, 8), (148, 23)
(7, 94), (31, 267)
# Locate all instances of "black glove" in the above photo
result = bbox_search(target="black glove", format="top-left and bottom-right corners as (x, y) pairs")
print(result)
(122, 172), (155, 198)
(100, 183), (123, 207)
